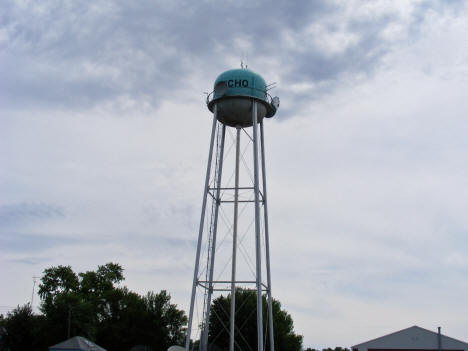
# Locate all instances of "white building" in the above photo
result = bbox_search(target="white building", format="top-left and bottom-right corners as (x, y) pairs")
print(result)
(352, 326), (468, 351)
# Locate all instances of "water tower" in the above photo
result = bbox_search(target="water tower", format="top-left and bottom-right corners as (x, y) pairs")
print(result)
(185, 67), (279, 351)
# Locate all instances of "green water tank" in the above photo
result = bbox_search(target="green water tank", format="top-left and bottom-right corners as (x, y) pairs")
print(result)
(207, 68), (279, 127)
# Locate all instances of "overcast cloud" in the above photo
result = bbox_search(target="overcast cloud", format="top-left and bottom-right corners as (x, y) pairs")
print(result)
(2, 0), (468, 348)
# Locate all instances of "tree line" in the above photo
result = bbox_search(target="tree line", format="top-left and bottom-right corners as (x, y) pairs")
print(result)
(1, 263), (186, 351)
(0, 262), (334, 351)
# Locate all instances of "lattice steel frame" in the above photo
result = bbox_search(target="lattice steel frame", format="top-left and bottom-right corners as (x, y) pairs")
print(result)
(185, 101), (275, 351)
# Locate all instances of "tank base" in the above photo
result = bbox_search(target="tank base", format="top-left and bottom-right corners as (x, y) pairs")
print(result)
(215, 98), (267, 128)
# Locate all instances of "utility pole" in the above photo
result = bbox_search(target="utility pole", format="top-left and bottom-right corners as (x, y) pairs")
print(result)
(68, 307), (72, 339)
(31, 276), (39, 309)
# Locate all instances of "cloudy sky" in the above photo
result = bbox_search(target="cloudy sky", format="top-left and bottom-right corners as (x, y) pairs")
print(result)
(2, 0), (468, 348)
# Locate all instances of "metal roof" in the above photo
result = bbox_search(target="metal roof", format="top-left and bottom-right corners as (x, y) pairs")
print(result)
(49, 336), (107, 351)
(352, 326), (468, 350)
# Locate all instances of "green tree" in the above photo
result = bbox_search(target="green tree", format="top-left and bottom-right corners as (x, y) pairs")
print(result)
(37, 263), (187, 351)
(95, 287), (148, 350)
(0, 304), (47, 351)
(208, 289), (302, 351)
(38, 264), (114, 342)
(305, 347), (350, 351)
(95, 289), (187, 351)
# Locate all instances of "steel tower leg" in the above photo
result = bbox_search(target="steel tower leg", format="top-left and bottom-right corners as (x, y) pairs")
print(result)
(185, 107), (219, 351)
(260, 121), (275, 351)
(201, 123), (226, 351)
(252, 101), (264, 351)
(229, 126), (241, 351)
